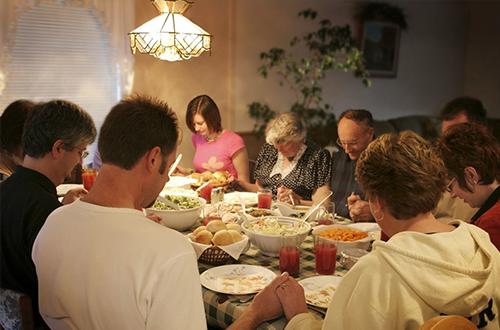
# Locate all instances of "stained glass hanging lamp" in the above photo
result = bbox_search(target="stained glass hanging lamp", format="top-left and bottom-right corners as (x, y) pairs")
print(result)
(129, 0), (212, 61)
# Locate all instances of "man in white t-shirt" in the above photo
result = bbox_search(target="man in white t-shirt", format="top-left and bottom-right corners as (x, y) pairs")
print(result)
(32, 95), (206, 330)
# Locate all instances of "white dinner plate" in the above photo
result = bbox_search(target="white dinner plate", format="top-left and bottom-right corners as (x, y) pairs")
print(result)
(299, 275), (343, 309)
(56, 184), (84, 196)
(164, 176), (197, 189)
(200, 264), (276, 295)
(224, 192), (258, 206)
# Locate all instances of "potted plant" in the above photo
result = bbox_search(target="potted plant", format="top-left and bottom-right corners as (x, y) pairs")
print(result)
(248, 9), (370, 146)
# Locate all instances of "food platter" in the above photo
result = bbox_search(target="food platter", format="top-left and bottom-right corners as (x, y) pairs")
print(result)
(189, 171), (231, 188)
(200, 265), (276, 295)
(299, 275), (343, 309)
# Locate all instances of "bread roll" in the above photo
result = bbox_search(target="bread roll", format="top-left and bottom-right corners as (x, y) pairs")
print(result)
(227, 229), (243, 243)
(213, 171), (227, 180)
(192, 226), (207, 236)
(201, 171), (213, 181)
(206, 220), (226, 233)
(212, 230), (234, 246)
(193, 230), (213, 245)
(226, 223), (242, 233)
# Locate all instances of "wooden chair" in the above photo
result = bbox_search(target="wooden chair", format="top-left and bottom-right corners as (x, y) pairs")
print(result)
(0, 289), (34, 330)
(420, 315), (477, 330)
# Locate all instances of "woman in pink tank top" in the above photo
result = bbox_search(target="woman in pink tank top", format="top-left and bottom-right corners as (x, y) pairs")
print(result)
(185, 95), (249, 182)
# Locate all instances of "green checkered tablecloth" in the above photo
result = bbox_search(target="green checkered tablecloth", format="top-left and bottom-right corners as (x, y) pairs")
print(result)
(198, 235), (349, 329)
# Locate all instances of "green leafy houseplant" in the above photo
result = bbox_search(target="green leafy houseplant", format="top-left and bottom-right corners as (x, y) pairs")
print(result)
(248, 9), (370, 146)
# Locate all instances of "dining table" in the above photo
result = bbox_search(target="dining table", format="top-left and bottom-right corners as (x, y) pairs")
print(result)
(197, 234), (350, 330)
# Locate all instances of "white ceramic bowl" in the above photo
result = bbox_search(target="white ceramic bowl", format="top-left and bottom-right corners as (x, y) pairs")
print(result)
(312, 224), (375, 253)
(241, 216), (311, 256)
(146, 197), (206, 231)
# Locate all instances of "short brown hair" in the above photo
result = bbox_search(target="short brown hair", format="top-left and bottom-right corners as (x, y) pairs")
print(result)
(436, 123), (500, 192)
(1, 100), (35, 154)
(185, 95), (222, 133)
(98, 95), (179, 170)
(356, 131), (447, 220)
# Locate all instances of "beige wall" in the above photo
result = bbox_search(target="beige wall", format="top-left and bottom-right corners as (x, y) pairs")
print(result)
(132, 0), (232, 167)
(132, 0), (500, 163)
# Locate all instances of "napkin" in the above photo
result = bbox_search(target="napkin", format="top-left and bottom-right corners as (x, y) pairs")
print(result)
(188, 235), (250, 260)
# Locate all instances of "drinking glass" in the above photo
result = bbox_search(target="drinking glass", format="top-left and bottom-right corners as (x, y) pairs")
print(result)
(314, 236), (337, 275)
(198, 183), (213, 203)
(279, 235), (300, 277)
(81, 168), (97, 190)
(257, 189), (272, 209)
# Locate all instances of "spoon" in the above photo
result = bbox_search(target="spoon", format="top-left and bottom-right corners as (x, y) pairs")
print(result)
(238, 194), (248, 215)
(168, 153), (183, 177)
(156, 195), (180, 210)
(302, 191), (333, 222)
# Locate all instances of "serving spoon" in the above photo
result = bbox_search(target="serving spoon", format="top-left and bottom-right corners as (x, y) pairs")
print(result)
(168, 153), (183, 177)
(302, 191), (333, 222)
(156, 195), (180, 210)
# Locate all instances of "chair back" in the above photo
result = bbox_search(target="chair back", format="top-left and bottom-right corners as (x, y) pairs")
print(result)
(420, 315), (477, 330)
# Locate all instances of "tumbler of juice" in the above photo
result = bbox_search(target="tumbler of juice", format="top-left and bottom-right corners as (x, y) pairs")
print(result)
(279, 236), (301, 277)
(198, 183), (213, 203)
(257, 189), (272, 209)
(314, 239), (337, 275)
(81, 168), (97, 190)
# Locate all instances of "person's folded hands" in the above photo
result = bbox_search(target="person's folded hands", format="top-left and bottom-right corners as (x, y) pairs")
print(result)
(275, 277), (308, 321)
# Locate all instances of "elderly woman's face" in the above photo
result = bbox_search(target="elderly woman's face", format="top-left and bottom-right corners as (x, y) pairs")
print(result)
(275, 140), (303, 159)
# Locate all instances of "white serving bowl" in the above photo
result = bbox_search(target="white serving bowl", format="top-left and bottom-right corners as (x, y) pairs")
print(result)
(241, 216), (311, 256)
(312, 224), (374, 253)
(146, 196), (206, 231)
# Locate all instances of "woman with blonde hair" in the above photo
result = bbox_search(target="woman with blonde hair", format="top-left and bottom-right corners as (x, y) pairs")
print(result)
(241, 112), (331, 206)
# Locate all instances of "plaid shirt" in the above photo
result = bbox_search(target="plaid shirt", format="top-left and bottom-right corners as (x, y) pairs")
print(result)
(331, 149), (365, 218)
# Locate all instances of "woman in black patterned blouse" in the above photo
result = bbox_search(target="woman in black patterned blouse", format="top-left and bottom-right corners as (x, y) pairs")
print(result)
(240, 112), (332, 206)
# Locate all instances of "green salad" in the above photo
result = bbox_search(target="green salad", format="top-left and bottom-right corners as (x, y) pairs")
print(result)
(153, 195), (201, 210)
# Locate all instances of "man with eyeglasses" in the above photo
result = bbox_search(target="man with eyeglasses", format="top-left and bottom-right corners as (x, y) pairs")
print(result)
(33, 95), (206, 330)
(433, 96), (486, 223)
(0, 100), (96, 328)
(331, 109), (375, 221)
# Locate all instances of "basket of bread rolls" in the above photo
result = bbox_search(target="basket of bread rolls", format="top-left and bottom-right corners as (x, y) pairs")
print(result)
(188, 220), (249, 265)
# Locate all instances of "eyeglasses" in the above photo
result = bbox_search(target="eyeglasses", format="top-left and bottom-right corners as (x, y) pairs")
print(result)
(445, 177), (456, 193)
(336, 138), (359, 148)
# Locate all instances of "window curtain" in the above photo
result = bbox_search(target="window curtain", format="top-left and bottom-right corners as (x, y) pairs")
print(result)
(0, 0), (135, 98)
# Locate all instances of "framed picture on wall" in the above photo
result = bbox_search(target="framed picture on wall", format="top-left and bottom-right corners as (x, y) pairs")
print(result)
(361, 21), (401, 77)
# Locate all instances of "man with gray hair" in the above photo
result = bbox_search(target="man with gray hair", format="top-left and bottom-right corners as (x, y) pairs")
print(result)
(1, 100), (96, 327)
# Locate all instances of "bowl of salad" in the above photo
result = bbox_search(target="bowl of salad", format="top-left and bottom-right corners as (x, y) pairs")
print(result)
(146, 195), (206, 231)
(241, 216), (311, 256)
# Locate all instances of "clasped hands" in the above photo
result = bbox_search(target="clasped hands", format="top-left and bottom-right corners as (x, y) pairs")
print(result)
(346, 193), (373, 222)
(243, 273), (308, 326)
